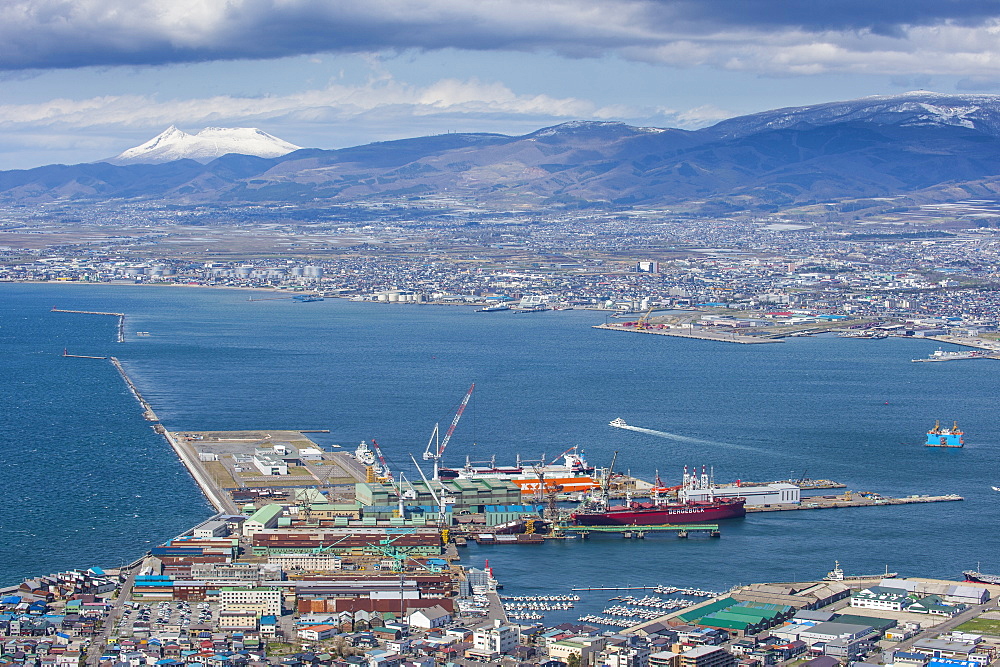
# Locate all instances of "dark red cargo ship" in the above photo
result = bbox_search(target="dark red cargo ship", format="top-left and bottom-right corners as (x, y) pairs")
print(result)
(570, 496), (746, 526)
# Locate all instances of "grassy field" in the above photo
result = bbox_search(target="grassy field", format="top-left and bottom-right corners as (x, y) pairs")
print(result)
(203, 460), (235, 487)
(956, 617), (1000, 636)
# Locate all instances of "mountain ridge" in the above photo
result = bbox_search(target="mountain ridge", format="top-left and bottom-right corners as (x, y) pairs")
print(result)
(8, 91), (1000, 214)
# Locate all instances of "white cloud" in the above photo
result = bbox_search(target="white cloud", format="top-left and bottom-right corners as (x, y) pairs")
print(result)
(0, 78), (592, 130)
(4, 1), (1000, 78)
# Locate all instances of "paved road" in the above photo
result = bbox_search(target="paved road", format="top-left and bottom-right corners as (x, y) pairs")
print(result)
(893, 597), (997, 653)
(85, 561), (143, 667)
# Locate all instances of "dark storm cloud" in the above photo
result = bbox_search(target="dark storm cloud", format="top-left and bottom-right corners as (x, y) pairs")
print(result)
(0, 0), (998, 71)
(649, 0), (1000, 36)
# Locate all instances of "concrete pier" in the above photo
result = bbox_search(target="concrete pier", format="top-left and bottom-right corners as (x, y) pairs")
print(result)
(747, 493), (963, 512)
(593, 323), (782, 344)
(556, 523), (721, 538)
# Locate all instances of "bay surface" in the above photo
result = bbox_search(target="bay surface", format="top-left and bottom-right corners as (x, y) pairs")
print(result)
(1, 284), (996, 622)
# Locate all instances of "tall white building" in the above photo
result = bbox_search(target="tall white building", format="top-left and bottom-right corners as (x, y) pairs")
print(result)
(474, 620), (519, 654)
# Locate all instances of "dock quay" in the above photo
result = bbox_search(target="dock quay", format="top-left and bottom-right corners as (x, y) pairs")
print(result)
(571, 586), (662, 592)
(109, 356), (158, 421)
(748, 492), (963, 512)
(555, 523), (721, 538)
(593, 323), (781, 344)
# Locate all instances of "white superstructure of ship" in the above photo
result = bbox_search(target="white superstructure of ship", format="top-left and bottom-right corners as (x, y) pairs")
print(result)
(437, 446), (599, 494)
(354, 440), (377, 466)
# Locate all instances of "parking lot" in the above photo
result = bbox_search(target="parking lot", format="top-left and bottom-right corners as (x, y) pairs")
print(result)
(116, 600), (219, 635)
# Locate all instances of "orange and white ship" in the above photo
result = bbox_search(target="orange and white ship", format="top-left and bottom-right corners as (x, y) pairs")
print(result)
(436, 447), (600, 494)
(422, 385), (599, 495)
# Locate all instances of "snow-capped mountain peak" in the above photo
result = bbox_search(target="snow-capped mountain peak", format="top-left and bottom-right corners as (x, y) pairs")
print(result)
(108, 126), (301, 165)
(704, 91), (1000, 140)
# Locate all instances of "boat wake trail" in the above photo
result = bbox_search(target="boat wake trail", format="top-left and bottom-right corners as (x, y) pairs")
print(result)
(616, 424), (771, 455)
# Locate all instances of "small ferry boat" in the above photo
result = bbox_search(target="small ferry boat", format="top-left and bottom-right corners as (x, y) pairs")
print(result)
(925, 420), (964, 448)
(609, 418), (628, 429)
(476, 303), (511, 312)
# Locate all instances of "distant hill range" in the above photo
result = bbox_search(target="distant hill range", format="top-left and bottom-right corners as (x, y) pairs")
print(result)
(8, 91), (1000, 214)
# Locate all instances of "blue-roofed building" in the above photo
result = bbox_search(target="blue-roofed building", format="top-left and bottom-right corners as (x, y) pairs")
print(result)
(928, 659), (981, 667)
(259, 615), (279, 638)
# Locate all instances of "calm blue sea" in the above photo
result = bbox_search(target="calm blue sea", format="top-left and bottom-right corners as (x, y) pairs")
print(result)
(2, 284), (996, 622)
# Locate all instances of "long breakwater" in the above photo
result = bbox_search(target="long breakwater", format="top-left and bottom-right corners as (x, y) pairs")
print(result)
(109, 356), (158, 422)
(52, 307), (125, 342)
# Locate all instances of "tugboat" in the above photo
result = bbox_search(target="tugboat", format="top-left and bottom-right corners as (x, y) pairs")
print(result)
(925, 420), (964, 448)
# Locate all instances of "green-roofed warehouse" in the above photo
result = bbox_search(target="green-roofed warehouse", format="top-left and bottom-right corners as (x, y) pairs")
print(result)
(681, 598), (792, 638)
(676, 597), (737, 623)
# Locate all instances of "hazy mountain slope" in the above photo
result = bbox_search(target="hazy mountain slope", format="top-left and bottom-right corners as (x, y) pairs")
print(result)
(4, 93), (1000, 211)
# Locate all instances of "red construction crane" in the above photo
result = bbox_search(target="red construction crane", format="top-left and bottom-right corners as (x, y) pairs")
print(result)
(370, 438), (393, 484)
(423, 383), (475, 479)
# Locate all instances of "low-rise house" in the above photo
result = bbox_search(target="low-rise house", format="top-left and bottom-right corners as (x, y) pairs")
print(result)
(850, 587), (912, 612)
(405, 607), (450, 631)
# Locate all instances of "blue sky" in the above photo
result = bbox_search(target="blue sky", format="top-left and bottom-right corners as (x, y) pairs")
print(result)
(1, 0), (1000, 169)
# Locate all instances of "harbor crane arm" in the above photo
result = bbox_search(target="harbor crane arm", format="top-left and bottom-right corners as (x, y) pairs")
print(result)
(601, 451), (618, 503)
(438, 383), (474, 458)
(371, 438), (393, 483)
(423, 383), (474, 479)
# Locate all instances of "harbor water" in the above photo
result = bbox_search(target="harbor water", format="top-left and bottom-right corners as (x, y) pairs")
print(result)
(1, 284), (997, 623)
